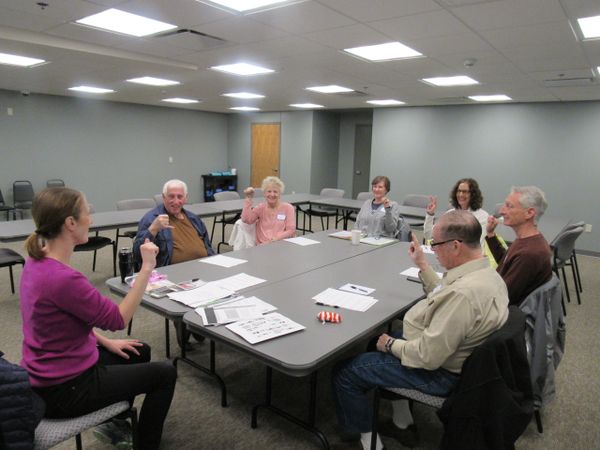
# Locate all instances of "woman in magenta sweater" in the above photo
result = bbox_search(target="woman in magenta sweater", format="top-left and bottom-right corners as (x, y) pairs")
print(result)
(19, 187), (176, 450)
(241, 176), (296, 244)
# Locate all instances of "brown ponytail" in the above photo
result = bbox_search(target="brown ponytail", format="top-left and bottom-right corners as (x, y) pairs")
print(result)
(24, 187), (84, 260)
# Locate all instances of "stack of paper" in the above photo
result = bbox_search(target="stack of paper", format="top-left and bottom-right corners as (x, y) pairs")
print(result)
(226, 312), (305, 344)
(199, 254), (247, 267)
(329, 230), (352, 240)
(313, 288), (378, 312)
(196, 296), (277, 326)
(283, 236), (320, 246)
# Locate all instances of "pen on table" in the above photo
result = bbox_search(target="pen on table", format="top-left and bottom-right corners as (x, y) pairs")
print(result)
(349, 285), (368, 293)
(316, 301), (339, 308)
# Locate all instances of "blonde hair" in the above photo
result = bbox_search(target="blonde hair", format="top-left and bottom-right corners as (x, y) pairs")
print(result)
(261, 176), (285, 193)
(25, 187), (85, 260)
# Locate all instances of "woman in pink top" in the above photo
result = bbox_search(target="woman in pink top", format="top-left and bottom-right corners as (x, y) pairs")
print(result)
(19, 187), (176, 450)
(241, 176), (296, 244)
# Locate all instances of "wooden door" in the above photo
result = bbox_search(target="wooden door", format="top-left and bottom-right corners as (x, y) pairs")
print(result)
(251, 123), (280, 187)
(352, 124), (372, 198)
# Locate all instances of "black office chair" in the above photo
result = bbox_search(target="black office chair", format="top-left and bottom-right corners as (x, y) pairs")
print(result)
(0, 248), (25, 293)
(74, 205), (117, 276)
(46, 179), (65, 188)
(115, 198), (155, 249)
(212, 191), (241, 252)
(299, 188), (344, 233)
(0, 189), (15, 221)
(13, 180), (35, 219)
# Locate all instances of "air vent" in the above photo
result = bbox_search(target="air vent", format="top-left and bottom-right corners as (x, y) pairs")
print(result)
(543, 77), (596, 87)
(434, 96), (469, 103)
(154, 28), (227, 50)
(335, 90), (368, 97)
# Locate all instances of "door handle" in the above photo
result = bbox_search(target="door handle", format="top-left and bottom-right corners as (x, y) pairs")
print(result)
(355, 170), (361, 175)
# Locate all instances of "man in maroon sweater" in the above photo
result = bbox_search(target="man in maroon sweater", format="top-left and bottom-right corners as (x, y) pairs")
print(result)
(486, 186), (552, 306)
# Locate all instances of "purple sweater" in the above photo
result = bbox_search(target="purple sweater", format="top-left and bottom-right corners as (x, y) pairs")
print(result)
(20, 257), (125, 388)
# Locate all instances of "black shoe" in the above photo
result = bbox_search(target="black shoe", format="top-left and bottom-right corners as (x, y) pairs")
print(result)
(378, 421), (418, 448)
(191, 332), (205, 343)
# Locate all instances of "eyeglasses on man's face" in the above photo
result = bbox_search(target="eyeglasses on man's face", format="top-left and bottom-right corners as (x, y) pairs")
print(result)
(430, 238), (463, 248)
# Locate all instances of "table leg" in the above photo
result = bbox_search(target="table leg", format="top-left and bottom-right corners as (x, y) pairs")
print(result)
(251, 367), (329, 449)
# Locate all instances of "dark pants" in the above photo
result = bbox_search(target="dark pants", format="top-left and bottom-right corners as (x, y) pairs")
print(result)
(34, 343), (177, 450)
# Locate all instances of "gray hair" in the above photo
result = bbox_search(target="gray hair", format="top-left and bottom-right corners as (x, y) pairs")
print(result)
(261, 176), (285, 194)
(437, 210), (482, 250)
(511, 186), (547, 224)
(163, 179), (188, 197)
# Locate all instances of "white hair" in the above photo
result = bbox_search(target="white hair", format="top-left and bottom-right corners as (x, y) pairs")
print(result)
(261, 176), (285, 194)
(511, 185), (547, 224)
(163, 179), (188, 197)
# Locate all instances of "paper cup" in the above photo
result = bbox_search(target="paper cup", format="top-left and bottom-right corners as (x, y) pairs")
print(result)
(351, 229), (361, 245)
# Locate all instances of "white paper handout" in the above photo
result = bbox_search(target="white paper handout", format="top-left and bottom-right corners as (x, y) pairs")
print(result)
(199, 254), (247, 267)
(168, 283), (234, 308)
(196, 296), (277, 326)
(212, 272), (266, 291)
(339, 283), (375, 295)
(400, 267), (443, 278)
(329, 230), (352, 240)
(313, 288), (378, 312)
(226, 312), (305, 344)
(283, 236), (320, 246)
(360, 236), (396, 246)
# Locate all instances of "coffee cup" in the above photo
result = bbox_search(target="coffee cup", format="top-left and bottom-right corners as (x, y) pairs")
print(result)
(118, 247), (134, 283)
(351, 229), (361, 245)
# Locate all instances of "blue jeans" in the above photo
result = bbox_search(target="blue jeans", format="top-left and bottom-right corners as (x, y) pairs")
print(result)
(332, 331), (460, 433)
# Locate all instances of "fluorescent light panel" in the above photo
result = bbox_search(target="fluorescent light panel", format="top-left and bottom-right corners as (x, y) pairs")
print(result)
(422, 76), (478, 87)
(76, 8), (176, 37)
(162, 98), (199, 104)
(200, 0), (295, 13)
(469, 94), (511, 102)
(0, 52), (45, 67)
(223, 92), (265, 99)
(367, 99), (405, 106)
(230, 106), (260, 111)
(127, 76), (180, 86)
(211, 63), (274, 76)
(306, 85), (353, 94)
(344, 42), (422, 61)
(578, 15), (600, 39)
(289, 103), (324, 109)
(68, 85), (114, 94)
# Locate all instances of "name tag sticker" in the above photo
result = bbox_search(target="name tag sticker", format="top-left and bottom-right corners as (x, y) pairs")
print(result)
(277, 214), (286, 221)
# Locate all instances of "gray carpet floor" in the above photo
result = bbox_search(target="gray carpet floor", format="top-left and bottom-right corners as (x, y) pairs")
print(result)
(1, 217), (599, 449)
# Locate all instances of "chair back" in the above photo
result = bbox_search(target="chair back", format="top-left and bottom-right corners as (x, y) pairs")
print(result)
(116, 198), (155, 211)
(493, 202), (503, 218)
(402, 194), (429, 208)
(214, 191), (240, 201)
(154, 194), (163, 205)
(46, 179), (65, 188)
(320, 188), (344, 198)
(13, 180), (34, 206)
(0, 188), (5, 206)
(356, 191), (372, 201)
(253, 188), (264, 198)
(519, 274), (565, 408)
(553, 226), (584, 263)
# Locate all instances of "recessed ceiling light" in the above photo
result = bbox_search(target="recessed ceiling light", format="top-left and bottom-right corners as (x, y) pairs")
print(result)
(468, 94), (512, 102)
(76, 8), (176, 37)
(0, 52), (45, 67)
(230, 106), (261, 111)
(162, 98), (199, 104)
(306, 85), (353, 94)
(344, 42), (422, 61)
(578, 15), (600, 39)
(199, 0), (299, 13)
(127, 77), (180, 86)
(421, 76), (479, 87)
(366, 99), (405, 106)
(211, 63), (274, 76)
(222, 92), (265, 99)
(68, 85), (114, 94)
(289, 103), (325, 109)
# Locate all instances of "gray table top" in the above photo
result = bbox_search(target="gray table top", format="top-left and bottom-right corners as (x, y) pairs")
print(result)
(106, 230), (397, 319)
(310, 197), (428, 219)
(183, 242), (425, 376)
(0, 208), (153, 243)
